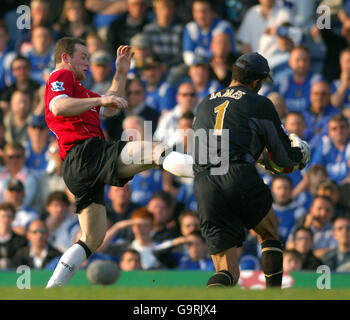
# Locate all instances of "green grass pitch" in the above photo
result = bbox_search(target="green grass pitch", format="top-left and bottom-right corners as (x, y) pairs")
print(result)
(2, 287), (350, 300)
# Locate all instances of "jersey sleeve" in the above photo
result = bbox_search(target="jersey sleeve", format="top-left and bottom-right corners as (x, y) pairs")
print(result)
(46, 70), (75, 112)
(258, 98), (303, 168)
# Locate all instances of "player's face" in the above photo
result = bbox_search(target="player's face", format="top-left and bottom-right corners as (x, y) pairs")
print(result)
(69, 44), (89, 81)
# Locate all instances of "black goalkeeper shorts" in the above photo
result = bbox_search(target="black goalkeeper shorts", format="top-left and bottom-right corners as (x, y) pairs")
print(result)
(193, 162), (272, 255)
(62, 137), (133, 213)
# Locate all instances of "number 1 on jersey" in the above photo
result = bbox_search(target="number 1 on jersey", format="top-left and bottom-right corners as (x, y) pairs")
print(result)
(213, 100), (229, 135)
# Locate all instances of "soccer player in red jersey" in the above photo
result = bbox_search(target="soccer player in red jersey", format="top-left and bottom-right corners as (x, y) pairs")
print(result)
(45, 38), (193, 287)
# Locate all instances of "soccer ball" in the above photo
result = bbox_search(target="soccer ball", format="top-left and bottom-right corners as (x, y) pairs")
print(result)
(86, 260), (120, 285)
(257, 148), (299, 174)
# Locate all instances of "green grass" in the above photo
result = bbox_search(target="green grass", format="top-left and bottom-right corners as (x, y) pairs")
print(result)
(1, 287), (350, 300)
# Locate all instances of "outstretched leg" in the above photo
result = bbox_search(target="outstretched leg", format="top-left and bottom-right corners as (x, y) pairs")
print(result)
(117, 140), (193, 178)
(253, 207), (283, 288)
(46, 203), (106, 288)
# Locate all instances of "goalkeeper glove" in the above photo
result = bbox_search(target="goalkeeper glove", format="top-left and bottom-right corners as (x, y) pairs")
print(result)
(289, 133), (310, 170)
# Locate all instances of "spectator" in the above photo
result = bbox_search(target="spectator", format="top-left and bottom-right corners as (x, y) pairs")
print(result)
(271, 175), (307, 245)
(302, 81), (340, 152)
(84, 50), (114, 95)
(85, 0), (128, 40)
(267, 92), (288, 122)
(23, 24), (55, 85)
(209, 32), (237, 87)
(4, 178), (39, 236)
(283, 249), (302, 272)
(25, 114), (51, 173)
(127, 33), (153, 80)
(290, 226), (322, 270)
(287, 195), (337, 260)
(274, 45), (322, 113)
(104, 77), (159, 140)
(13, 219), (62, 269)
(128, 207), (162, 269)
(147, 190), (177, 243)
(284, 111), (305, 139)
(177, 230), (214, 271)
(85, 32), (105, 56)
(0, 143), (39, 210)
(0, 202), (27, 269)
(187, 56), (223, 101)
(293, 164), (329, 213)
(0, 56), (41, 112)
(317, 180), (346, 219)
(310, 114), (350, 185)
(143, 0), (183, 68)
(237, 0), (291, 55)
(57, 0), (94, 40)
(45, 191), (79, 252)
(4, 90), (31, 146)
(141, 56), (177, 114)
(15, 0), (55, 53)
(322, 215), (350, 271)
(331, 47), (350, 117)
(267, 22), (301, 84)
(106, 0), (150, 55)
(182, 0), (235, 67)
(119, 248), (142, 271)
(154, 82), (197, 147)
(32, 141), (67, 216)
(106, 184), (140, 226)
(0, 21), (16, 92)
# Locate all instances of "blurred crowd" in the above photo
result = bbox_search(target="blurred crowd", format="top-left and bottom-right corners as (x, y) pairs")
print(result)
(1, 0), (350, 275)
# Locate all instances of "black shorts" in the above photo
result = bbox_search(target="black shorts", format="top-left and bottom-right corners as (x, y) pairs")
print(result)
(62, 137), (133, 213)
(193, 162), (272, 255)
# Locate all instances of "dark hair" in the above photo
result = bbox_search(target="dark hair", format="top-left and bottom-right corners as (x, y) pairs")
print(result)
(121, 248), (141, 259)
(54, 37), (86, 65)
(193, 0), (214, 10)
(150, 190), (173, 208)
(179, 111), (195, 122)
(189, 230), (206, 243)
(231, 62), (267, 85)
(178, 211), (199, 224)
(46, 191), (70, 207)
(283, 249), (302, 260)
(11, 55), (31, 70)
(312, 195), (334, 207)
(0, 202), (16, 216)
(293, 226), (314, 240)
(329, 114), (349, 126)
(272, 175), (293, 188)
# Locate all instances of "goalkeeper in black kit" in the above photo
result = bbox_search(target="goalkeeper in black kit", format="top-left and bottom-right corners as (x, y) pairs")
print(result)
(192, 52), (310, 288)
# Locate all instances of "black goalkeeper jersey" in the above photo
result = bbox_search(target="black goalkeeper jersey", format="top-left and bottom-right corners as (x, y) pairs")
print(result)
(192, 85), (302, 174)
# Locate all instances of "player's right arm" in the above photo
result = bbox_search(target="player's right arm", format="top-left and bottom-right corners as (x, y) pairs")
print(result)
(51, 95), (127, 117)
(47, 69), (127, 116)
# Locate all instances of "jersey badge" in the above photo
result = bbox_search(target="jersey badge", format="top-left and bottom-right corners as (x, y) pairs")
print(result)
(51, 81), (65, 92)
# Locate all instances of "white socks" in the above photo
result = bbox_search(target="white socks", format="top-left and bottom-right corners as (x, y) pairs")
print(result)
(162, 151), (194, 178)
(46, 243), (87, 288)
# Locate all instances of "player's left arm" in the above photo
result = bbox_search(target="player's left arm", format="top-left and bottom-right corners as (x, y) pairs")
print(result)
(102, 45), (134, 117)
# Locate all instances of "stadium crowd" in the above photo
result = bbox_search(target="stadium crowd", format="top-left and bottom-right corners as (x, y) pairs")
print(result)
(1, 0), (350, 275)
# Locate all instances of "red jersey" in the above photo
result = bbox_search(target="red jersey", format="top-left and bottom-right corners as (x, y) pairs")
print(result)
(45, 69), (105, 160)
